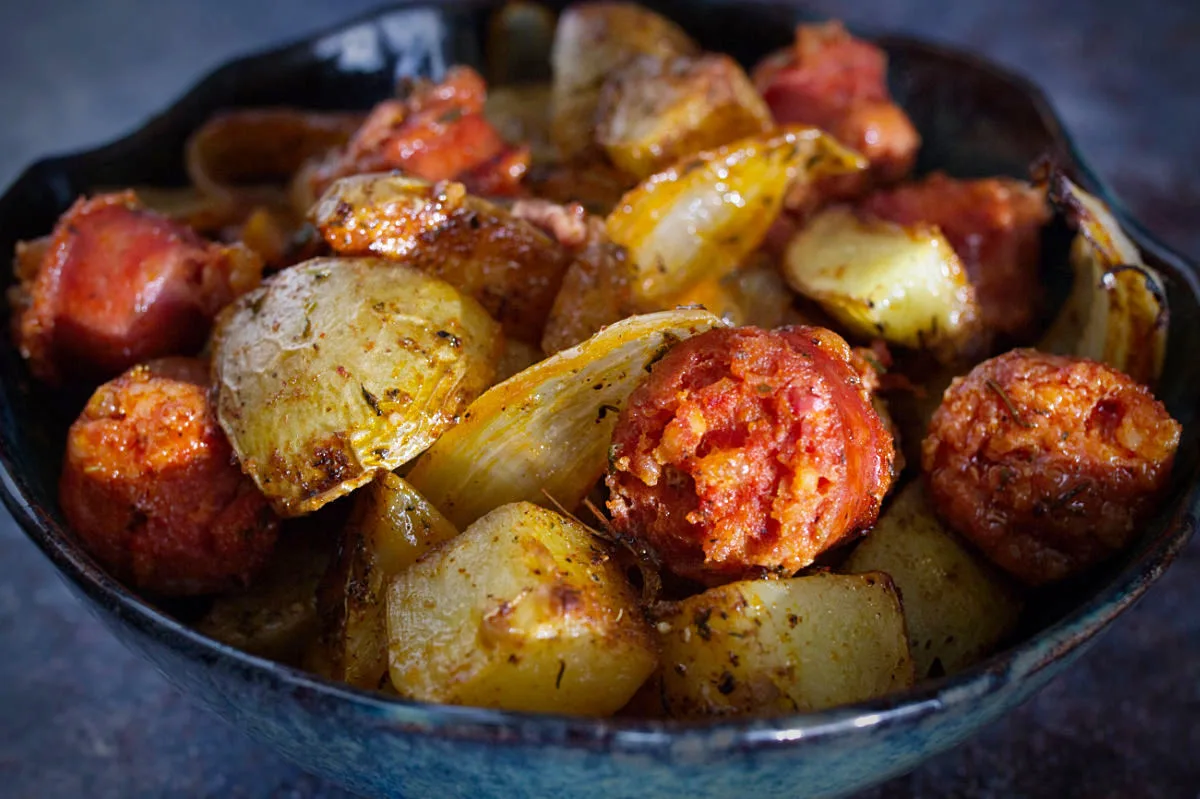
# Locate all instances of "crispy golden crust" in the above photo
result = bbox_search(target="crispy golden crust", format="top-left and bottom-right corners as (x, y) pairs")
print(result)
(12, 192), (261, 385)
(59, 358), (278, 595)
(861, 173), (1051, 342)
(606, 326), (894, 585)
(923, 349), (1180, 585)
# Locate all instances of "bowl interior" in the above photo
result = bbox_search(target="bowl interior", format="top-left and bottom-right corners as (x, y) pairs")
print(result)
(0, 0), (1197, 744)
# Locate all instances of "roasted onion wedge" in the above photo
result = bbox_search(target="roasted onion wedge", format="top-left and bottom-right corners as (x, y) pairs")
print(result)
(312, 174), (572, 344)
(607, 127), (865, 311)
(187, 108), (362, 211)
(1040, 173), (1168, 385)
(406, 308), (724, 529)
(783, 206), (984, 362)
(212, 257), (502, 516)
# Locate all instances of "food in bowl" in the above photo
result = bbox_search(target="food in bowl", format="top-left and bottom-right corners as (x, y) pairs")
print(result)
(9, 1), (1181, 719)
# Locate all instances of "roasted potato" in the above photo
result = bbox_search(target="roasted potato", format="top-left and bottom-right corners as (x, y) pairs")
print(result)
(550, 2), (699, 160)
(843, 481), (1023, 679)
(406, 308), (724, 529)
(314, 472), (459, 690)
(385, 501), (657, 715)
(540, 222), (638, 353)
(211, 257), (502, 515)
(596, 53), (773, 179)
(195, 528), (334, 664)
(311, 174), (573, 344)
(783, 206), (983, 361)
(607, 127), (865, 311)
(1040, 172), (1168, 385)
(655, 572), (915, 717)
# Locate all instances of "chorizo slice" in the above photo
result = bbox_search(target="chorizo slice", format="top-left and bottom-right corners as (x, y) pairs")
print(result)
(13, 191), (261, 384)
(923, 349), (1180, 584)
(60, 358), (279, 596)
(606, 325), (895, 585)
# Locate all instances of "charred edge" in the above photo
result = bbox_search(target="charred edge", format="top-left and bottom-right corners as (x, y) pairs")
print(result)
(1105, 264), (1170, 328)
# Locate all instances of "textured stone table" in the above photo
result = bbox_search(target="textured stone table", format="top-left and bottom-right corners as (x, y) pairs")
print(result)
(0, 1), (1197, 797)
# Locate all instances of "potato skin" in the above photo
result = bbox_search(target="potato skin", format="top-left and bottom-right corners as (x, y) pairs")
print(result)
(12, 192), (261, 385)
(59, 358), (278, 595)
(923, 349), (1181, 585)
(861, 173), (1051, 342)
(606, 326), (895, 585)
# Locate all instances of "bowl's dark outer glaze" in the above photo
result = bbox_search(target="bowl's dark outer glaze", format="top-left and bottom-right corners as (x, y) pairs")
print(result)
(0, 3), (1196, 798)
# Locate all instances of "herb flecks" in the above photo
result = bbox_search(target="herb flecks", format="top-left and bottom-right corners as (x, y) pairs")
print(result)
(985, 378), (1033, 429)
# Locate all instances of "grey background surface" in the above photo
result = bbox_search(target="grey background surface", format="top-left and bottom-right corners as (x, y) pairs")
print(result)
(0, 1), (1197, 797)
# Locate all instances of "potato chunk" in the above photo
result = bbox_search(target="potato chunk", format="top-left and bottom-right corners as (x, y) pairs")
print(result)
(212, 258), (502, 515)
(596, 54), (772, 179)
(607, 127), (864, 311)
(311, 174), (572, 345)
(314, 473), (459, 689)
(783, 206), (983, 361)
(386, 502), (657, 715)
(550, 2), (698, 160)
(843, 481), (1023, 680)
(655, 572), (914, 717)
(406, 309), (723, 529)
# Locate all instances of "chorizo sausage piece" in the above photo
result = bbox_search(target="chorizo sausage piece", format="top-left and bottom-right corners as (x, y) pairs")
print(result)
(59, 357), (278, 596)
(753, 22), (919, 186)
(307, 66), (529, 198)
(13, 191), (261, 384)
(860, 173), (1051, 342)
(606, 325), (895, 585)
(923, 349), (1180, 585)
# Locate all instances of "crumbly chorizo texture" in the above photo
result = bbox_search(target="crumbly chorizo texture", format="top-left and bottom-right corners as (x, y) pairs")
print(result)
(305, 67), (529, 198)
(59, 358), (278, 595)
(861, 173), (1051, 342)
(606, 326), (895, 585)
(753, 22), (919, 186)
(923, 349), (1180, 585)
(12, 192), (262, 385)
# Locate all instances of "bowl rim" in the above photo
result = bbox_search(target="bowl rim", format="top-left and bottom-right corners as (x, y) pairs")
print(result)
(1, 0), (1197, 757)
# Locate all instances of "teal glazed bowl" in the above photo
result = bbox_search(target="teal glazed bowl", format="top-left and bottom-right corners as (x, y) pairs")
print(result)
(0, 2), (1197, 797)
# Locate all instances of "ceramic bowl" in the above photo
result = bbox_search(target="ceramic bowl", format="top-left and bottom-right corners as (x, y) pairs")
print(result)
(1, 2), (1196, 797)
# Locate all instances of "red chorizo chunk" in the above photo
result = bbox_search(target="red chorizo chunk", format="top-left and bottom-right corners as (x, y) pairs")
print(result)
(59, 358), (278, 596)
(860, 173), (1051, 342)
(606, 326), (895, 585)
(754, 22), (919, 185)
(923, 349), (1180, 585)
(307, 66), (529, 198)
(12, 192), (262, 385)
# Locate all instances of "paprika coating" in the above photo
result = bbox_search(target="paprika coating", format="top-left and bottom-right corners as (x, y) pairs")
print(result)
(59, 358), (279, 596)
(11, 191), (262, 385)
(606, 326), (895, 585)
(923, 349), (1180, 585)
